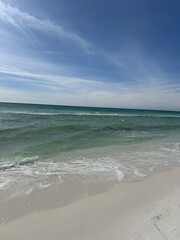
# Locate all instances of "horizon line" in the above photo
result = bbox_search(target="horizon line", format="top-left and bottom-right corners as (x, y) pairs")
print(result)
(0, 101), (179, 113)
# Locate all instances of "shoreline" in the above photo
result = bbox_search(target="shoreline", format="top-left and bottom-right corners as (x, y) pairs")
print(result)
(1, 167), (180, 239)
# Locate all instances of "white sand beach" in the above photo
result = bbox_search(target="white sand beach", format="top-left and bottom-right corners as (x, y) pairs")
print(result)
(0, 167), (180, 240)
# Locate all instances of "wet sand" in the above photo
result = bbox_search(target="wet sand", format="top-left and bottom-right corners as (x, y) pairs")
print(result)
(1, 168), (180, 240)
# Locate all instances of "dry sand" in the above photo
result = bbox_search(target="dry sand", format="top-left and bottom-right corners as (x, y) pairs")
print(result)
(1, 168), (180, 240)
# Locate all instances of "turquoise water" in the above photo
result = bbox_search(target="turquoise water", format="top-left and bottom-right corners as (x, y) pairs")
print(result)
(0, 102), (180, 201)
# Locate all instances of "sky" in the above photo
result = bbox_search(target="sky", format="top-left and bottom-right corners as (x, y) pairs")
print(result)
(0, 0), (180, 110)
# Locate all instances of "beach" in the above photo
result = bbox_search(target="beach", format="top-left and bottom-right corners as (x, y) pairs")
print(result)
(0, 0), (180, 238)
(0, 167), (180, 240)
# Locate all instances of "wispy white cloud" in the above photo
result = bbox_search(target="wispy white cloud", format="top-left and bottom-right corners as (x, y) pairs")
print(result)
(0, 1), (91, 51)
(0, 83), (179, 111)
(0, 63), (179, 111)
(0, 64), (105, 92)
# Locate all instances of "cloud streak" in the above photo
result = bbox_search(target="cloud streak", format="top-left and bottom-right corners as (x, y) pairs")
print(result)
(0, 83), (179, 111)
(0, 63), (179, 111)
(0, 1), (91, 51)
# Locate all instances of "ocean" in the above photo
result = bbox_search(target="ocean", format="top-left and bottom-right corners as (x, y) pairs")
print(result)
(0, 102), (180, 204)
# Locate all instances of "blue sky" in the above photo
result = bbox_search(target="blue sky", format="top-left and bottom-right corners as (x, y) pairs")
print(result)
(0, 0), (180, 110)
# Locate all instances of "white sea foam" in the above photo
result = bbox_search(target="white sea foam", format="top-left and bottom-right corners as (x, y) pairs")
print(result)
(160, 143), (180, 153)
(0, 152), (153, 201)
(1, 110), (180, 118)
(0, 140), (180, 202)
(114, 167), (125, 181)
(0, 156), (127, 202)
(0, 110), (63, 116)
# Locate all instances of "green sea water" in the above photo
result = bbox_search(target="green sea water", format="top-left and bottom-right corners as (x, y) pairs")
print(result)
(0, 102), (180, 201)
